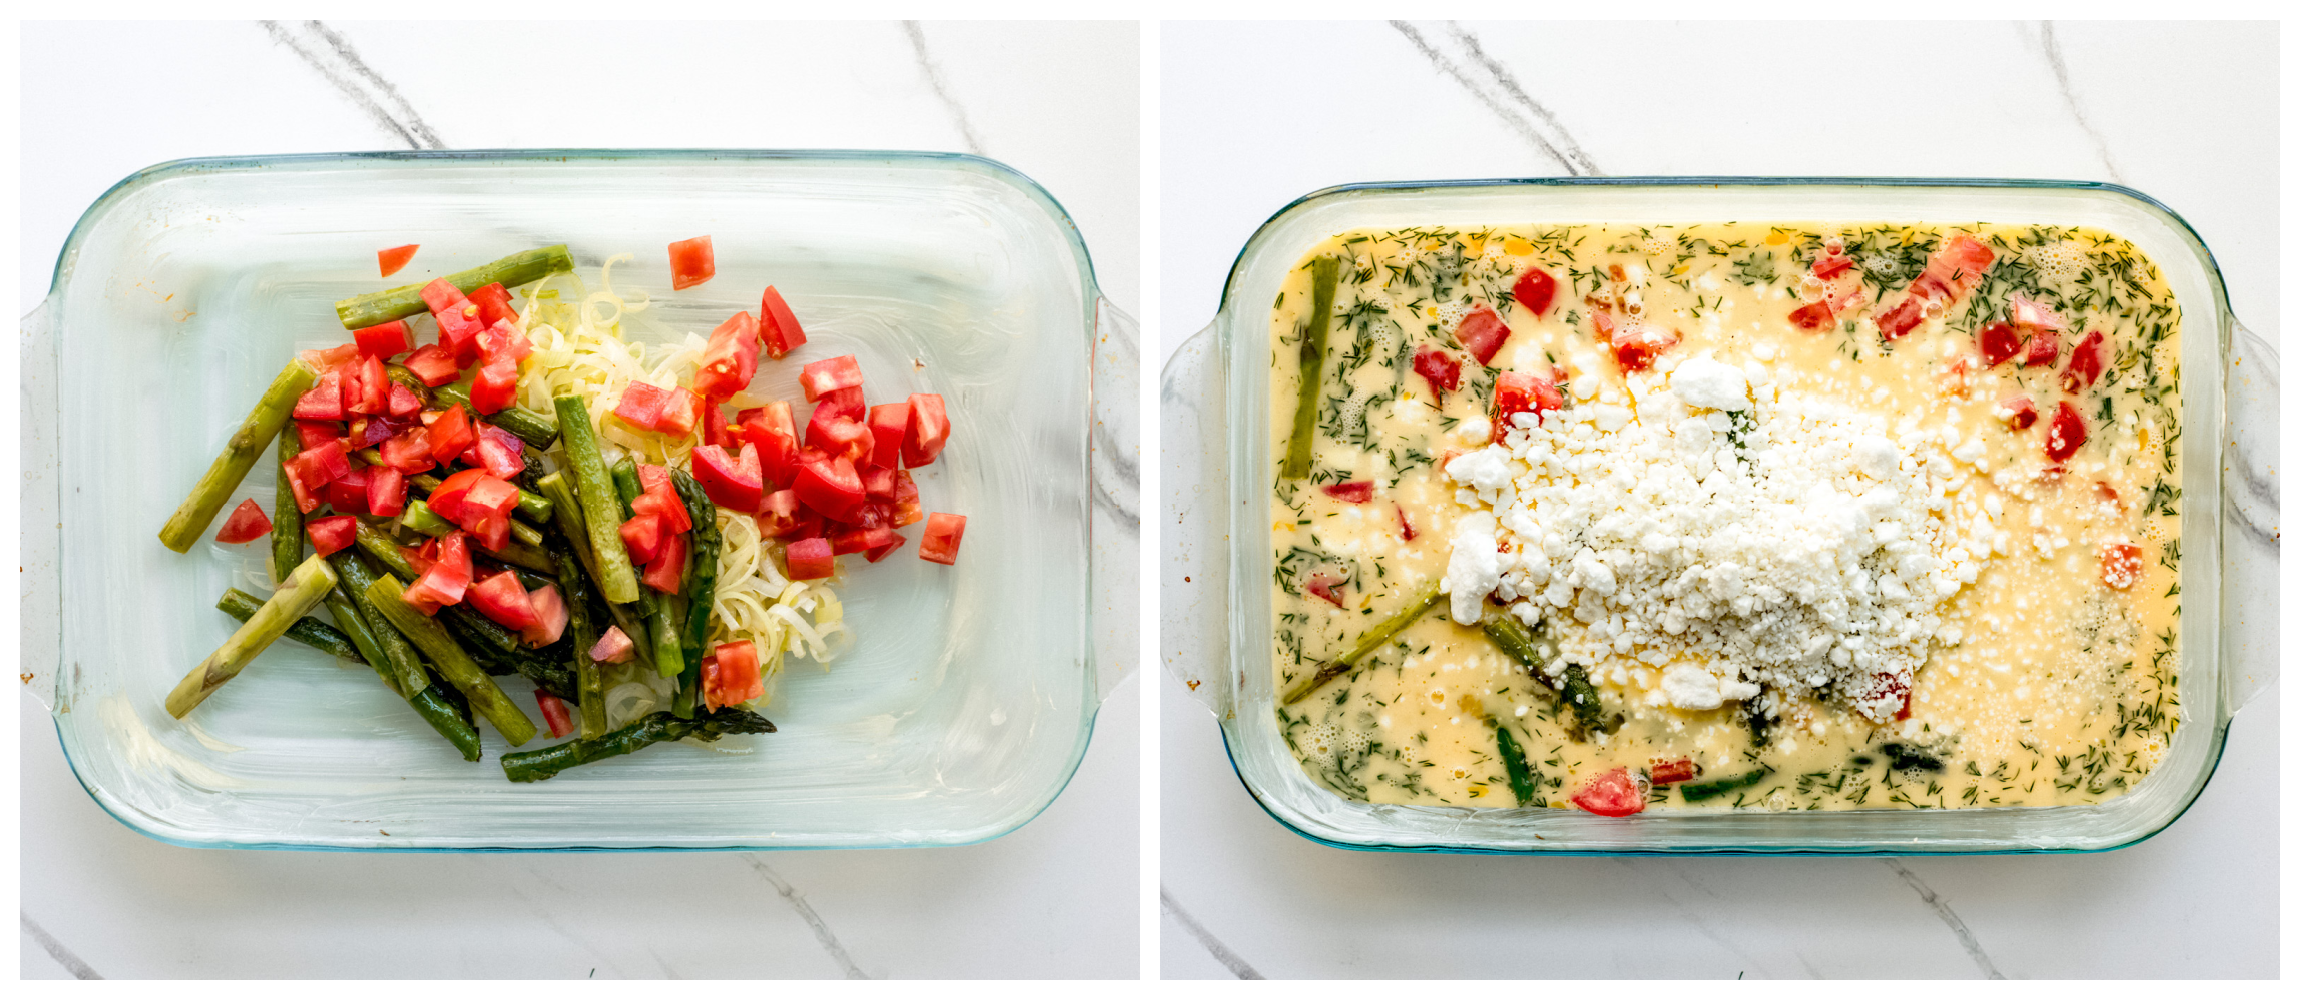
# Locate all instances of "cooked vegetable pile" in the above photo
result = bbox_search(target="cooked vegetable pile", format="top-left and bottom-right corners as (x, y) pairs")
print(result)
(159, 241), (968, 782)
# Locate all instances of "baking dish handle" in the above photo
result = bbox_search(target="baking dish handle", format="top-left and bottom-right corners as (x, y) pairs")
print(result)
(1160, 319), (1233, 719)
(22, 299), (63, 713)
(1090, 295), (1141, 701)
(2220, 316), (2278, 715)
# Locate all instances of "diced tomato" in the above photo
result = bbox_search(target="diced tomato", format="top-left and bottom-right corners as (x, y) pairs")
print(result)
(2100, 541), (2145, 590)
(1876, 236), (1997, 341)
(534, 691), (575, 739)
(864, 533), (908, 562)
(1649, 759), (1699, 785)
(215, 499), (272, 544)
(468, 423), (526, 479)
(805, 386), (867, 453)
(2021, 326), (2061, 367)
(287, 438), (352, 491)
(420, 278), (463, 313)
(306, 515), (358, 557)
(903, 393), (950, 468)
(861, 466), (897, 500)
(615, 382), (669, 430)
(2010, 291), (2066, 334)
(524, 584), (568, 647)
(813, 416), (875, 466)
(460, 476), (521, 523)
(1398, 505), (1416, 542)
(355, 319), (411, 359)
(1455, 304), (1511, 366)
(1322, 481), (1373, 503)
(427, 406), (476, 464)
(1812, 254), (1854, 280)
(477, 319), (532, 366)
(1786, 300), (1835, 331)
(918, 512), (966, 566)
(326, 466), (372, 514)
(668, 236), (715, 290)
(620, 513), (667, 565)
(793, 452), (866, 523)
(1977, 321), (2023, 367)
(630, 479), (692, 534)
(426, 468), (489, 521)
(352, 356), (391, 416)
(589, 626), (636, 664)
(756, 490), (822, 539)
(402, 344), (461, 386)
(295, 420), (341, 452)
(294, 370), (347, 420)
(378, 244), (418, 278)
(1491, 370), (1562, 442)
(1874, 297), (1928, 340)
(2061, 330), (2106, 393)
(738, 402), (802, 488)
(470, 357), (518, 415)
(692, 311), (761, 402)
(1304, 572), (1345, 607)
(386, 382), (423, 419)
(785, 536), (835, 580)
(698, 399), (733, 449)
(1571, 767), (1647, 817)
(693, 443), (764, 513)
(1411, 345), (1461, 404)
(470, 571), (543, 633)
(642, 530), (688, 593)
(403, 533), (473, 614)
(832, 525), (896, 556)
(2044, 402), (2088, 462)
(637, 463), (670, 495)
(759, 286), (808, 360)
(1996, 395), (2038, 430)
(1512, 267), (1558, 318)
(703, 640), (765, 711)
(1607, 319), (1679, 372)
(355, 415), (406, 449)
(436, 302), (486, 366)
(867, 402), (911, 470)
(798, 355), (865, 403)
(653, 387), (699, 437)
(368, 467), (407, 518)
(379, 427), (436, 474)
(468, 282), (517, 328)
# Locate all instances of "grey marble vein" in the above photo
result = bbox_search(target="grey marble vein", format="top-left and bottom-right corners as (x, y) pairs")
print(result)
(2030, 22), (2123, 183)
(1885, 860), (2005, 979)
(1390, 20), (1600, 176)
(22, 914), (104, 980)
(260, 19), (445, 150)
(903, 21), (986, 156)
(1160, 888), (1263, 979)
(744, 857), (872, 979)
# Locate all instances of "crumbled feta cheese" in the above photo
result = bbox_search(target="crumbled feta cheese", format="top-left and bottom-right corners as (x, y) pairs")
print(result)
(1442, 511), (1501, 625)
(1671, 356), (1749, 411)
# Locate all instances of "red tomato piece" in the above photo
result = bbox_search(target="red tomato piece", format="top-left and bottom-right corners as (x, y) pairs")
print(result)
(420, 279), (464, 313)
(2061, 330), (2107, 393)
(785, 536), (835, 580)
(589, 626), (636, 664)
(386, 382), (423, 419)
(1873, 297), (1928, 340)
(1322, 481), (1373, 503)
(2021, 326), (2061, 368)
(2100, 541), (2145, 590)
(1571, 767), (1648, 817)
(524, 584), (568, 647)
(1996, 395), (2039, 431)
(1786, 300), (1835, 331)
(1513, 267), (1558, 318)
(1608, 319), (1679, 372)
(477, 319), (532, 366)
(864, 533), (909, 563)
(631, 482), (692, 534)
(468, 423), (526, 479)
(350, 356), (390, 416)
(1304, 573), (1346, 607)
(534, 691), (574, 739)
(379, 427), (436, 474)
(460, 476), (522, 522)
(436, 303), (486, 367)
(668, 236), (715, 291)
(620, 513), (667, 565)
(326, 466), (372, 515)
(378, 244), (418, 278)
(867, 402), (911, 471)
(1411, 345), (1461, 404)
(792, 453), (866, 523)
(282, 465), (322, 515)
(403, 532), (474, 614)
(2044, 402), (2088, 462)
(903, 393), (950, 468)
(1977, 321), (2024, 367)
(918, 512), (966, 566)
(832, 525), (896, 556)
(739, 402), (802, 488)
(402, 344), (461, 386)
(615, 382), (669, 430)
(692, 311), (761, 402)
(294, 370), (347, 420)
(656, 387), (699, 436)
(368, 467), (407, 518)
(637, 463), (670, 495)
(642, 531), (688, 593)
(470, 356), (519, 415)
(759, 286), (808, 360)
(798, 355), (865, 403)
(704, 641), (765, 711)
(470, 571), (543, 632)
(814, 417), (875, 467)
(306, 515), (358, 557)
(467, 282), (517, 328)
(355, 319), (411, 359)
(426, 406), (477, 464)
(861, 466), (897, 500)
(1811, 254), (1854, 280)
(426, 468), (489, 521)
(756, 490), (821, 538)
(1456, 304), (1512, 365)
(1649, 759), (1699, 785)
(215, 499), (272, 544)
(1398, 505), (1416, 542)
(692, 443), (765, 513)
(295, 420), (341, 452)
(287, 438), (352, 491)
(1491, 370), (1562, 442)
(805, 387), (867, 454)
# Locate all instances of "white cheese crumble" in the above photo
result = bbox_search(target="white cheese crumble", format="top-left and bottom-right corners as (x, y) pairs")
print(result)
(1441, 510), (1501, 625)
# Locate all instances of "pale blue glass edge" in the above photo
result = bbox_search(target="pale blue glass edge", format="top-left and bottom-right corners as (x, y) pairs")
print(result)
(1216, 175), (2237, 857)
(43, 148), (1107, 854)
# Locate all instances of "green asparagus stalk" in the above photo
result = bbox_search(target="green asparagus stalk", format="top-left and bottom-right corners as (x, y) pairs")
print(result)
(612, 459), (686, 682)
(217, 584), (480, 760)
(490, 532), (555, 573)
(353, 519), (420, 580)
(271, 433), (306, 582)
(408, 687), (485, 763)
(334, 244), (575, 330)
(167, 555), (338, 717)
(1482, 614), (1560, 682)
(215, 588), (359, 662)
(434, 384), (559, 448)
(1279, 579), (1444, 705)
(400, 498), (456, 537)
(554, 395), (640, 604)
(364, 576), (538, 746)
(1280, 255), (1341, 480)
(500, 709), (776, 783)
(1494, 724), (1540, 807)
(382, 364), (436, 401)
(1679, 770), (1769, 803)
(160, 358), (320, 552)
(672, 470), (721, 713)
(539, 472), (655, 674)
(1559, 664), (1615, 740)
(553, 540), (607, 739)
(330, 552), (433, 698)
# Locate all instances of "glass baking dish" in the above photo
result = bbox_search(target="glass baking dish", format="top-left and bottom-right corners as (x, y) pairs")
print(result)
(1161, 177), (2278, 855)
(24, 149), (1137, 851)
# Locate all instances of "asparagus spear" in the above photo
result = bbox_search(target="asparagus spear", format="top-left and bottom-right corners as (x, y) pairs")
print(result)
(554, 395), (640, 604)
(538, 472), (655, 674)
(399, 498), (457, 537)
(435, 383), (559, 448)
(1279, 579), (1443, 705)
(1494, 724), (1541, 807)
(364, 575), (538, 746)
(159, 358), (320, 552)
(500, 709), (776, 783)
(1481, 614), (1560, 682)
(215, 588), (358, 662)
(672, 470), (721, 715)
(612, 459), (687, 681)
(1558, 664), (1617, 740)
(271, 433), (306, 582)
(1679, 770), (1769, 804)
(353, 519), (420, 580)
(552, 539), (607, 739)
(331, 551), (434, 698)
(218, 583), (481, 760)
(334, 244), (575, 330)
(382, 364), (436, 401)
(408, 687), (485, 763)
(167, 555), (338, 717)
(1280, 255), (1341, 480)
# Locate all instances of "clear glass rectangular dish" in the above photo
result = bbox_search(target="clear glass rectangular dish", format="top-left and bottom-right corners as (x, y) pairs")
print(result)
(27, 149), (1132, 851)
(1162, 178), (2278, 855)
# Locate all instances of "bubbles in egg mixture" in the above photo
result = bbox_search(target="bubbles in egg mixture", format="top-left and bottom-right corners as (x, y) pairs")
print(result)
(1298, 722), (1368, 765)
(2023, 240), (2091, 281)
(1434, 298), (1473, 329)
(1637, 231), (1678, 257)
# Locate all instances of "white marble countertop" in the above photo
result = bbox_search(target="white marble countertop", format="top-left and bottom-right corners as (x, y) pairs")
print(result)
(1157, 20), (2278, 978)
(19, 20), (1140, 979)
